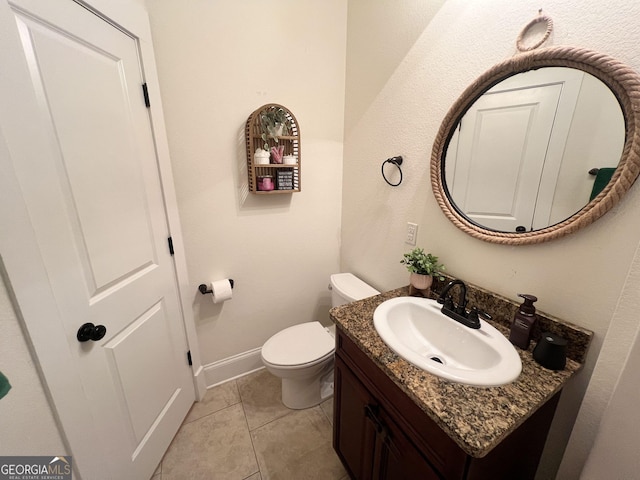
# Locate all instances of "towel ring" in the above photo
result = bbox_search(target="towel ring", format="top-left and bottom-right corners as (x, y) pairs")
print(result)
(381, 156), (403, 187)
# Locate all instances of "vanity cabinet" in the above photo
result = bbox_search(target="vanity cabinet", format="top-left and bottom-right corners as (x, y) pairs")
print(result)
(244, 104), (301, 194)
(335, 355), (441, 479)
(333, 329), (560, 480)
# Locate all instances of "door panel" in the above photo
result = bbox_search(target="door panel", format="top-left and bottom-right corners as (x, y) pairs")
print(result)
(104, 300), (181, 445)
(7, 1), (194, 478)
(15, 5), (156, 292)
(452, 83), (562, 231)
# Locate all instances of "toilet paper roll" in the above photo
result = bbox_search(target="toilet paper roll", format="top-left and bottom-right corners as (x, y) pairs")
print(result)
(210, 279), (233, 304)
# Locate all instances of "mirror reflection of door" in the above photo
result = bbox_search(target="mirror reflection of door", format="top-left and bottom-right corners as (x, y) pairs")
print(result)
(445, 67), (624, 232)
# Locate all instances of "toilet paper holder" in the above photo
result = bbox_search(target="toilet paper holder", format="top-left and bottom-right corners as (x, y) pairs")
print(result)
(198, 279), (235, 295)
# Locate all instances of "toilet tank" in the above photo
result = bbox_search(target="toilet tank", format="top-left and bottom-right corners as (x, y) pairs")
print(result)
(330, 273), (380, 307)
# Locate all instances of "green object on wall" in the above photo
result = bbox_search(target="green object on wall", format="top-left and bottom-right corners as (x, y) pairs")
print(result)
(589, 167), (616, 201)
(0, 370), (11, 399)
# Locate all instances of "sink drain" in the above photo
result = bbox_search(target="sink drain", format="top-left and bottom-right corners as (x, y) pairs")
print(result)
(430, 356), (444, 364)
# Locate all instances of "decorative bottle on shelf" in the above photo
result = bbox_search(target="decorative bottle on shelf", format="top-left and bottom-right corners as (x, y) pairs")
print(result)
(509, 294), (538, 349)
(270, 145), (284, 164)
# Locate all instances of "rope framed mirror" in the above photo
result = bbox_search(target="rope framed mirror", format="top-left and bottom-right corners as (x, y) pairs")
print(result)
(431, 46), (640, 245)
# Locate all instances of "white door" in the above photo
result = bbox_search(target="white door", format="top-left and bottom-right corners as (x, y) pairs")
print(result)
(3, 1), (194, 478)
(451, 83), (562, 232)
(447, 68), (583, 232)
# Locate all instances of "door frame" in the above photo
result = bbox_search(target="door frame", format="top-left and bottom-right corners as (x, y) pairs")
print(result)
(0, 0), (205, 477)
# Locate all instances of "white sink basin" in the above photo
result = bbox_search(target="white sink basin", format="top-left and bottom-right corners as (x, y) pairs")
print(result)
(373, 297), (522, 387)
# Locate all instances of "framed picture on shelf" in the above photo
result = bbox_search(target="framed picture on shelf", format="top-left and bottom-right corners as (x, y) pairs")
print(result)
(276, 169), (294, 190)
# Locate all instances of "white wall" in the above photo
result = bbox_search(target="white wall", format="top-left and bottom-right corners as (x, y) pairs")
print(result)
(342, 0), (640, 478)
(578, 240), (640, 478)
(146, 1), (347, 375)
(0, 273), (67, 455)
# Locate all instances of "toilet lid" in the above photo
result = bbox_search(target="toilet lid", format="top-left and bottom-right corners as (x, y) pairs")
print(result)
(262, 322), (334, 366)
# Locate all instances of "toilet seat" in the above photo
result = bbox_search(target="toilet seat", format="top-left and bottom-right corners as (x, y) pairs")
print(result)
(261, 321), (334, 367)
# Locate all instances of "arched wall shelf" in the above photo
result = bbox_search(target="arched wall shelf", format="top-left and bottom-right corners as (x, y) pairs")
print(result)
(245, 104), (301, 194)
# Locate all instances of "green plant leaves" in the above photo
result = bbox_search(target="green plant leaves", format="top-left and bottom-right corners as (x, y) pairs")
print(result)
(400, 247), (445, 278)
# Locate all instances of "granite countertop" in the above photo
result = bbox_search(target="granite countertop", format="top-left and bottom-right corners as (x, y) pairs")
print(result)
(329, 286), (592, 459)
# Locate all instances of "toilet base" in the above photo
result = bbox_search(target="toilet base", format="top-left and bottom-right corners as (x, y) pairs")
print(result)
(320, 370), (334, 400)
(281, 363), (334, 409)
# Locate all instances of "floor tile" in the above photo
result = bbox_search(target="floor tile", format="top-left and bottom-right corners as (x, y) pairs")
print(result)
(162, 403), (258, 480)
(244, 473), (262, 480)
(251, 406), (346, 480)
(237, 369), (292, 430)
(183, 380), (241, 424)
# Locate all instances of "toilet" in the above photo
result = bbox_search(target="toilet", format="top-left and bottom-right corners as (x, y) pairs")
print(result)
(261, 273), (379, 409)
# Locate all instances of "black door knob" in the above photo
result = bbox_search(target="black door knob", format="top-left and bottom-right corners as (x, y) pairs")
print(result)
(515, 225), (527, 232)
(77, 323), (107, 342)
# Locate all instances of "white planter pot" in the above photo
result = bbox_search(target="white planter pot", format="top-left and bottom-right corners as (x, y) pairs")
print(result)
(410, 273), (433, 290)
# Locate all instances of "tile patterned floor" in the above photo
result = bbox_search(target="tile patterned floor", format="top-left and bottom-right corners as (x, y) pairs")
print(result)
(152, 369), (347, 480)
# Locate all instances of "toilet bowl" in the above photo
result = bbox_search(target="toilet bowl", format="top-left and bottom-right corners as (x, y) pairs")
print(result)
(261, 273), (379, 409)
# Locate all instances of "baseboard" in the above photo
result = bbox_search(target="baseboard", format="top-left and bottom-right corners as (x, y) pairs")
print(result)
(203, 347), (264, 388)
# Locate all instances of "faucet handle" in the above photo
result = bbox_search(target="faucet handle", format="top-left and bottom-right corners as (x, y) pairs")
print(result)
(465, 307), (481, 328)
(437, 294), (456, 312)
(469, 306), (492, 321)
(438, 295), (454, 310)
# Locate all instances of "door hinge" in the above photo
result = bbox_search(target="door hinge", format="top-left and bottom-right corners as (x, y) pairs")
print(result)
(142, 83), (150, 108)
(167, 236), (174, 255)
(187, 350), (192, 366)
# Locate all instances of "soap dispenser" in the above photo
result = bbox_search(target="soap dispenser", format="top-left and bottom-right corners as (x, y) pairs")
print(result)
(509, 294), (538, 349)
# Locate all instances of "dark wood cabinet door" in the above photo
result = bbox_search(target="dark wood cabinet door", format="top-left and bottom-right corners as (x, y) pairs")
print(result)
(334, 355), (377, 479)
(335, 354), (441, 480)
(375, 406), (441, 480)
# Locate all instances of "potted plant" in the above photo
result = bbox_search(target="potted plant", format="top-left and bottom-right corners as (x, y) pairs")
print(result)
(259, 106), (290, 150)
(400, 248), (445, 290)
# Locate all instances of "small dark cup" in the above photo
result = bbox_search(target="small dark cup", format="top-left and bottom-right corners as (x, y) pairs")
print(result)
(533, 332), (567, 370)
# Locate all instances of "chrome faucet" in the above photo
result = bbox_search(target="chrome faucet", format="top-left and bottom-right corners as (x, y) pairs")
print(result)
(437, 279), (490, 329)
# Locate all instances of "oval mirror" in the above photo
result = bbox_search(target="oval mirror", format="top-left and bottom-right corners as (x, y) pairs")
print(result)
(431, 46), (640, 245)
